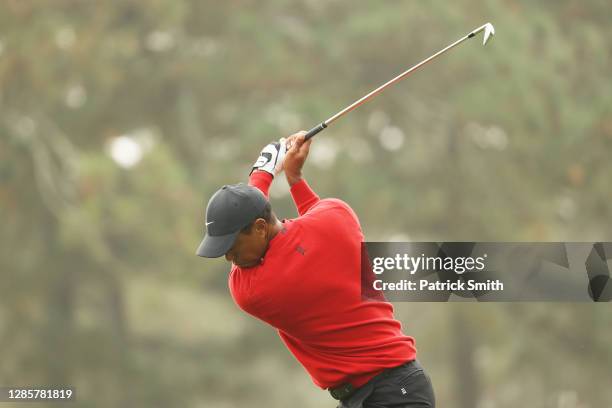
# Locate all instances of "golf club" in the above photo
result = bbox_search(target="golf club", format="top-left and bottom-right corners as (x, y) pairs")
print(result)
(302, 22), (495, 141)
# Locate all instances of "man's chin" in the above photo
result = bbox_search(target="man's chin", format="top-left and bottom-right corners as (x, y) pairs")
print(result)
(235, 261), (258, 269)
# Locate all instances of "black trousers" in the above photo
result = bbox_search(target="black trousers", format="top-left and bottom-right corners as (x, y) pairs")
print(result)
(335, 360), (435, 408)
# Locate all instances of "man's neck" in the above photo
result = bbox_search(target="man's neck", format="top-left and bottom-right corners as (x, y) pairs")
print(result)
(260, 220), (284, 262)
(268, 219), (283, 241)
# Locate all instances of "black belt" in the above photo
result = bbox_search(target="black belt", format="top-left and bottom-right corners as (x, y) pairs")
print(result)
(328, 360), (415, 401)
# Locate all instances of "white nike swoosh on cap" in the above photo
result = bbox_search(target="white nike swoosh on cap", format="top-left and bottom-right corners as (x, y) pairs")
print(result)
(206, 221), (214, 226)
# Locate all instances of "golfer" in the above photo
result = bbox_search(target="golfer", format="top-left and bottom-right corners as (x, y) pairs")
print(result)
(197, 131), (435, 407)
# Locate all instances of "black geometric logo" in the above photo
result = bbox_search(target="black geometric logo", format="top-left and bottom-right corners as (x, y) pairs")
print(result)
(586, 243), (611, 302)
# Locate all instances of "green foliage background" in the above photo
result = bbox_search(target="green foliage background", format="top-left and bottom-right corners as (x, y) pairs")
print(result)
(1, 1), (611, 407)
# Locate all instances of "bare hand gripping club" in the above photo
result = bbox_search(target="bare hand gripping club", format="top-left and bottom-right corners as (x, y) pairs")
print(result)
(303, 22), (495, 141)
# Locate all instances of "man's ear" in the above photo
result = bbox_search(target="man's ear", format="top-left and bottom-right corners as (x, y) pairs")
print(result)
(254, 218), (267, 235)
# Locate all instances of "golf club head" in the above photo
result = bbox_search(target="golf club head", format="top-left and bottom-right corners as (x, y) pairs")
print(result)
(483, 23), (495, 46)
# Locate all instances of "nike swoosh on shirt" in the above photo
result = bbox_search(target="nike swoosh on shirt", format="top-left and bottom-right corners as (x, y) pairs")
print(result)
(206, 221), (214, 226)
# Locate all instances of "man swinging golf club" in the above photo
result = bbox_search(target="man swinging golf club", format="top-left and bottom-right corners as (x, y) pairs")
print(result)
(196, 133), (435, 407)
(197, 22), (495, 407)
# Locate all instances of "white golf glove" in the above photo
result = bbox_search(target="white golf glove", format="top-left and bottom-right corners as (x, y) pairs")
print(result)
(250, 138), (287, 177)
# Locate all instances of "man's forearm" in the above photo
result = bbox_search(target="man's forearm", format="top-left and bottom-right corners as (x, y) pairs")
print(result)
(286, 174), (302, 187)
(290, 178), (320, 216)
(249, 170), (273, 199)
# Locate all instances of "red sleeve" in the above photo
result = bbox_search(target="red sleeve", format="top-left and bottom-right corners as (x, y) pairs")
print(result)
(290, 179), (320, 216)
(248, 171), (273, 199)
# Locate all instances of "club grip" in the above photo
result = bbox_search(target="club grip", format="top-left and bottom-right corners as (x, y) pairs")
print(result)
(304, 122), (327, 140)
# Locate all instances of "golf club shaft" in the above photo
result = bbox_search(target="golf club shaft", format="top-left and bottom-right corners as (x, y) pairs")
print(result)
(304, 23), (493, 141)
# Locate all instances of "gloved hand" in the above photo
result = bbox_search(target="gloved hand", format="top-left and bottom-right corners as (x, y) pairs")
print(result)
(250, 138), (288, 177)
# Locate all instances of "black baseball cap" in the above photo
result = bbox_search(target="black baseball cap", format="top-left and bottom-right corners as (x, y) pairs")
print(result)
(196, 183), (268, 258)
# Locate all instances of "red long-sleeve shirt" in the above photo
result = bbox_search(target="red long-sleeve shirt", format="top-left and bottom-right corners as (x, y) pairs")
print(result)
(228, 171), (416, 390)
